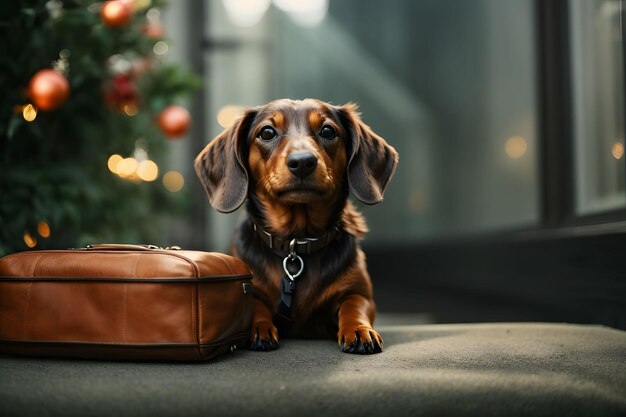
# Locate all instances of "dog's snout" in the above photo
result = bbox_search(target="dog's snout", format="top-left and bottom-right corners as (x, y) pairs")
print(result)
(287, 151), (318, 178)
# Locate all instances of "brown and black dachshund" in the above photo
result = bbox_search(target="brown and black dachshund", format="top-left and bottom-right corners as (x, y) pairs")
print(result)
(194, 99), (398, 354)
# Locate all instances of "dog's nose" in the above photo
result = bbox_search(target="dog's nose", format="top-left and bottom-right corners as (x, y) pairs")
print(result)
(287, 151), (318, 178)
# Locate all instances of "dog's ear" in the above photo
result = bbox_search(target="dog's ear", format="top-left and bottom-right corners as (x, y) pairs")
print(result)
(338, 103), (399, 205)
(194, 110), (257, 213)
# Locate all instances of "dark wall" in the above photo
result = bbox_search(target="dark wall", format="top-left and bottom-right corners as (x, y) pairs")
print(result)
(367, 233), (626, 329)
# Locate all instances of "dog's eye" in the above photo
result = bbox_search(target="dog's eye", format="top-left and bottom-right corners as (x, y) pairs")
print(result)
(259, 126), (277, 141)
(319, 125), (336, 140)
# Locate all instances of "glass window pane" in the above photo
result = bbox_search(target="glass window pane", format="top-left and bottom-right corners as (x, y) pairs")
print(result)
(571, 0), (626, 215)
(206, 0), (538, 248)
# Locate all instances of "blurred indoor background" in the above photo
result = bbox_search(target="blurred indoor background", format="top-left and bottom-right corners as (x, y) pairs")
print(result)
(2, 0), (625, 328)
(165, 0), (624, 249)
(167, 0), (626, 328)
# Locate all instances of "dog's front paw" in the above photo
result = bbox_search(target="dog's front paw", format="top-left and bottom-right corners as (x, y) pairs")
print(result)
(249, 320), (280, 351)
(338, 325), (383, 354)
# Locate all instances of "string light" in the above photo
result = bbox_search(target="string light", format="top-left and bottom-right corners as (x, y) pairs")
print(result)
(137, 160), (158, 181)
(22, 104), (37, 122)
(37, 221), (51, 238)
(123, 103), (138, 116)
(109, 142), (164, 184)
(153, 41), (168, 55)
(108, 154), (123, 173)
(611, 142), (624, 160)
(117, 157), (138, 177)
(163, 171), (184, 192)
(109, 152), (163, 183)
(23, 231), (37, 248)
(146, 8), (160, 23)
(505, 136), (528, 159)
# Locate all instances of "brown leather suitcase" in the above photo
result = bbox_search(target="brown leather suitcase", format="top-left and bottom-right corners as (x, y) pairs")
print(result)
(0, 244), (253, 361)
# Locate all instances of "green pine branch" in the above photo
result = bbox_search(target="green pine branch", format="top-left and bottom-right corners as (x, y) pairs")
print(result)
(0, 0), (200, 256)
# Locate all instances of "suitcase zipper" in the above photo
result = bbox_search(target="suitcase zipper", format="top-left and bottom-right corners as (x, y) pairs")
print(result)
(82, 244), (181, 251)
(75, 245), (200, 277)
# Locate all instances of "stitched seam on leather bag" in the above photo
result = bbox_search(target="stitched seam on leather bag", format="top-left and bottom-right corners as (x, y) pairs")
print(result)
(191, 284), (196, 357)
(22, 282), (33, 339)
(122, 283), (128, 343)
(22, 255), (42, 339)
(124, 254), (141, 343)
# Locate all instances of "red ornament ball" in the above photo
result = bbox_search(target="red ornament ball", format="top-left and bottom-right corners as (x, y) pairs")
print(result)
(101, 1), (133, 27)
(28, 69), (70, 111)
(104, 74), (139, 111)
(157, 105), (191, 138)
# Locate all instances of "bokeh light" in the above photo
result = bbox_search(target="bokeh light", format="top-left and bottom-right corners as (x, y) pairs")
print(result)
(22, 104), (37, 122)
(153, 41), (169, 55)
(137, 160), (159, 182)
(611, 142), (624, 160)
(117, 157), (138, 177)
(217, 105), (245, 128)
(504, 136), (528, 159)
(163, 170), (184, 192)
(123, 103), (138, 116)
(23, 231), (37, 248)
(273, 0), (328, 27)
(222, 0), (271, 27)
(108, 154), (123, 173)
(37, 221), (51, 238)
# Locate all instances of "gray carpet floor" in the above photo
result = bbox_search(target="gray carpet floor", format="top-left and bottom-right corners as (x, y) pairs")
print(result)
(1, 321), (625, 417)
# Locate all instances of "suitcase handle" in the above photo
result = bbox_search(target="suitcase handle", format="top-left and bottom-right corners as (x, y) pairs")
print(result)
(83, 244), (181, 251)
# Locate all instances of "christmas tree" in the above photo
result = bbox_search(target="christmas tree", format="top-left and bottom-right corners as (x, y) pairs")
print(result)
(0, 0), (200, 256)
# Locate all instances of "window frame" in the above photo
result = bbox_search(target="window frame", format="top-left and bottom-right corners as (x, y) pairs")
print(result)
(538, 0), (626, 234)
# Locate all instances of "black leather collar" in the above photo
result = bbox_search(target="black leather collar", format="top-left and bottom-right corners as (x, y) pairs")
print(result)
(252, 221), (341, 256)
